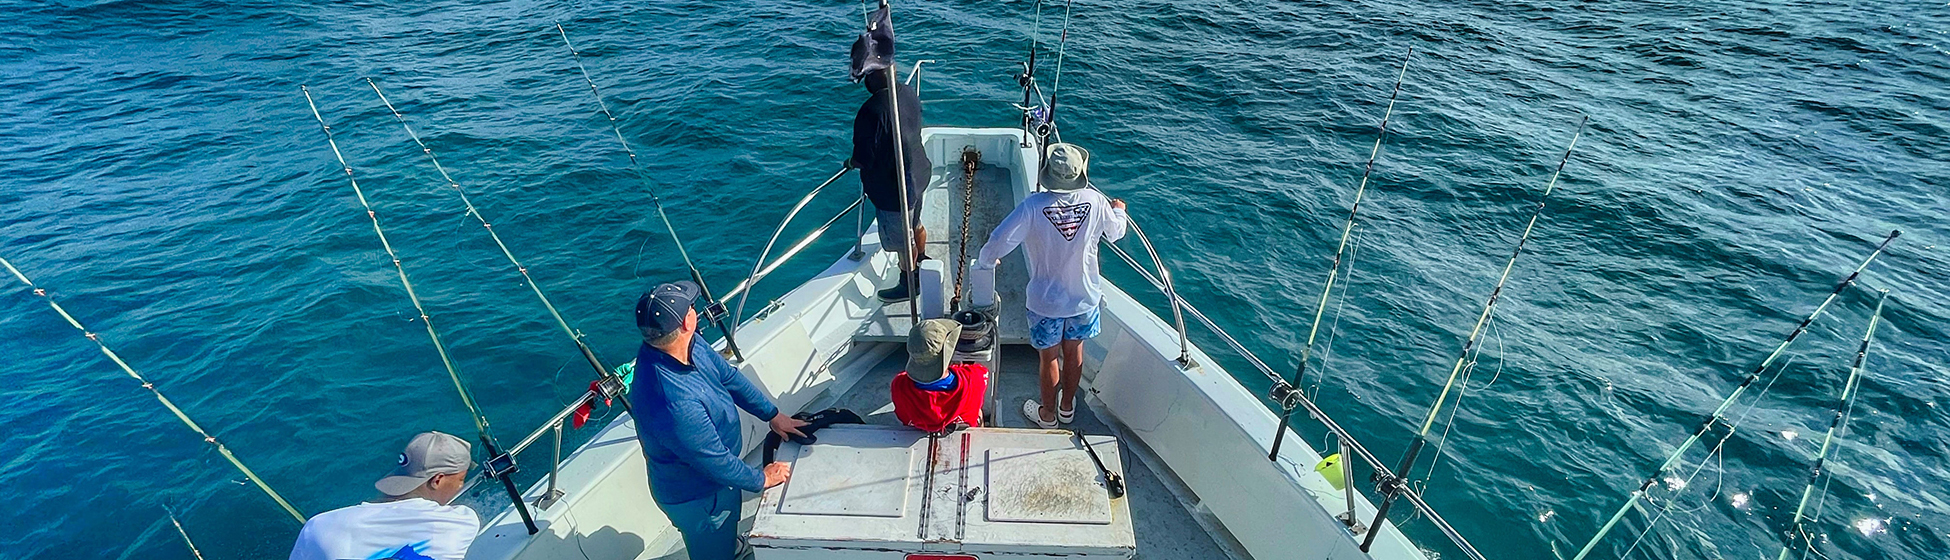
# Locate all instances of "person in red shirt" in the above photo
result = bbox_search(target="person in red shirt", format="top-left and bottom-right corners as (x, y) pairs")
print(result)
(891, 319), (988, 434)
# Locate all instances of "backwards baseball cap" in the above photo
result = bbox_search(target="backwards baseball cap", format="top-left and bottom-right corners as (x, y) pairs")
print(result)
(375, 431), (473, 496)
(636, 280), (700, 341)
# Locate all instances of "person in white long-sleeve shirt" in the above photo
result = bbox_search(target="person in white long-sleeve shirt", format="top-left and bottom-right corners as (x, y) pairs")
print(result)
(974, 143), (1127, 428)
(289, 431), (480, 560)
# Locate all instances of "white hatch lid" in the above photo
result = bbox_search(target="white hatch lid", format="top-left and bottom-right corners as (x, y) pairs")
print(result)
(778, 444), (914, 518)
(985, 447), (1114, 524)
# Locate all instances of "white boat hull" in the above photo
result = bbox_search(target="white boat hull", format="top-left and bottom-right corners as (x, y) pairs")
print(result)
(466, 127), (1431, 560)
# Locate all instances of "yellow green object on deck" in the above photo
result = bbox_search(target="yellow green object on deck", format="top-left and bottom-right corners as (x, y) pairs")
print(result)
(1316, 453), (1345, 491)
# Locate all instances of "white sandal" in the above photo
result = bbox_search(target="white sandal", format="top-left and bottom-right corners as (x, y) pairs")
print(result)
(1021, 400), (1059, 429)
(1057, 403), (1076, 424)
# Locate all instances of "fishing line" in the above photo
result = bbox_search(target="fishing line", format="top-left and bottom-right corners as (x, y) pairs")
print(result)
(1801, 369), (1866, 558)
(365, 78), (623, 393)
(1777, 292), (1886, 560)
(303, 87), (540, 534)
(0, 256), (306, 524)
(1621, 442), (1729, 558)
(1043, 0), (1076, 129)
(1424, 328), (1490, 486)
(1571, 229), (1900, 560)
(632, 233), (655, 279)
(1269, 48), (1412, 459)
(1620, 348), (1807, 558)
(1429, 311), (1518, 483)
(1308, 224), (1364, 401)
(553, 23), (746, 360)
(1362, 115), (1587, 552)
(303, 86), (496, 442)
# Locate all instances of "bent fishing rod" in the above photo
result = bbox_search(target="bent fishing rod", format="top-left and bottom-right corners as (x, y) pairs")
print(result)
(364, 79), (629, 411)
(0, 255), (305, 524)
(1269, 47), (1413, 460)
(1778, 290), (1885, 560)
(303, 86), (539, 535)
(1364, 116), (1587, 552)
(1568, 228), (1900, 560)
(555, 23), (747, 361)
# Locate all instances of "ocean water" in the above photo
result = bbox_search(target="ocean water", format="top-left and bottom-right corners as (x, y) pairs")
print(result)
(0, 0), (1944, 559)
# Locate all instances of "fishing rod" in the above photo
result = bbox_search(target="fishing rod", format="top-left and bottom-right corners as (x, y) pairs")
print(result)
(1777, 290), (1886, 560)
(363, 79), (629, 411)
(1268, 47), (1413, 461)
(858, 1), (924, 323)
(1041, 0), (1077, 138)
(301, 86), (538, 535)
(554, 23), (747, 361)
(1569, 228), (1900, 560)
(876, 0), (922, 326)
(0, 256), (305, 524)
(1362, 116), (1587, 552)
(163, 504), (207, 560)
(1016, 0), (1045, 147)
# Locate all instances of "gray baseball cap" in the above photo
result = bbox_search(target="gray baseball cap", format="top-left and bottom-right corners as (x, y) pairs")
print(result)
(906, 319), (962, 384)
(376, 431), (473, 496)
(1040, 143), (1090, 192)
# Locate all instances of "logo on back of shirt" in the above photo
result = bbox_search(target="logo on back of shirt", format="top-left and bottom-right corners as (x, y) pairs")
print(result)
(371, 541), (434, 560)
(1042, 202), (1091, 241)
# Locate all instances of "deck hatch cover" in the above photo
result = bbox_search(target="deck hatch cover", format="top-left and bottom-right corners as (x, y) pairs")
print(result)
(984, 447), (1113, 524)
(779, 444), (914, 518)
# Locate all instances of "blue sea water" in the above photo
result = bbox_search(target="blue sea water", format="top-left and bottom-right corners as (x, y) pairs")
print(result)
(0, 0), (1945, 559)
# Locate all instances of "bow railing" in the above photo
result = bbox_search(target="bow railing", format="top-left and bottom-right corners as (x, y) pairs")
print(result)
(1101, 221), (1486, 560)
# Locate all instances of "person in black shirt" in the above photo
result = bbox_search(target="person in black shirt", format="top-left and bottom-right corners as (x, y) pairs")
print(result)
(850, 3), (931, 302)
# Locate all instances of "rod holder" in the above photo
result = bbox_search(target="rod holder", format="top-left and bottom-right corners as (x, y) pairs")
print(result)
(536, 422), (566, 510)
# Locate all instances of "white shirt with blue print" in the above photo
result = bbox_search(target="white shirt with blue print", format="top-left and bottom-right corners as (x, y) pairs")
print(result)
(288, 498), (479, 560)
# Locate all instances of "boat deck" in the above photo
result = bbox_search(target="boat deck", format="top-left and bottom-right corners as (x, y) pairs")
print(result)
(763, 343), (1239, 560)
(857, 161), (1033, 345)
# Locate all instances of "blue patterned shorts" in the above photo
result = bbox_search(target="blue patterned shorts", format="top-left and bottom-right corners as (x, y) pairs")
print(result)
(1026, 305), (1102, 350)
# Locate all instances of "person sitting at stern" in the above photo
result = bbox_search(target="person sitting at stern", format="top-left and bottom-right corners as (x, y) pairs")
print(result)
(891, 318), (989, 434)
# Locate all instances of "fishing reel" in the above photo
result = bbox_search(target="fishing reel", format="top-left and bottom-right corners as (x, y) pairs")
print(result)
(483, 448), (519, 480)
(1267, 380), (1303, 412)
(596, 373), (628, 403)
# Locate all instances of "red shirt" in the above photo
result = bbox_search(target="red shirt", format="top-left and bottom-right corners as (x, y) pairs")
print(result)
(891, 363), (989, 433)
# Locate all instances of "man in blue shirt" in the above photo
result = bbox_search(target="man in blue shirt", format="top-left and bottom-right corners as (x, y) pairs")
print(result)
(632, 280), (807, 560)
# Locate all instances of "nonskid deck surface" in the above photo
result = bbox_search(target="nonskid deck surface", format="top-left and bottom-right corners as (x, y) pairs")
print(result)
(859, 163), (1032, 344)
(773, 344), (1231, 559)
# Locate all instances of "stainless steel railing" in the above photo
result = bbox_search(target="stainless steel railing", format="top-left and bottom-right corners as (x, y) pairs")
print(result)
(1107, 220), (1193, 368)
(721, 195), (868, 317)
(733, 164), (855, 322)
(1100, 226), (1486, 560)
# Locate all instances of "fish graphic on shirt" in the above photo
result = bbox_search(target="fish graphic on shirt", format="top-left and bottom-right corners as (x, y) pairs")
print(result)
(370, 541), (434, 560)
(1042, 202), (1091, 241)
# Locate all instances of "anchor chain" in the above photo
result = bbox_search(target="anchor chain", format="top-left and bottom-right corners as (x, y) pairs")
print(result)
(952, 148), (980, 309)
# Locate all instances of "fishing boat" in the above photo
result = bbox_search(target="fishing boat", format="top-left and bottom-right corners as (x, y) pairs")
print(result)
(457, 117), (1457, 559)
(452, 3), (1482, 557)
(2, 2), (1904, 560)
